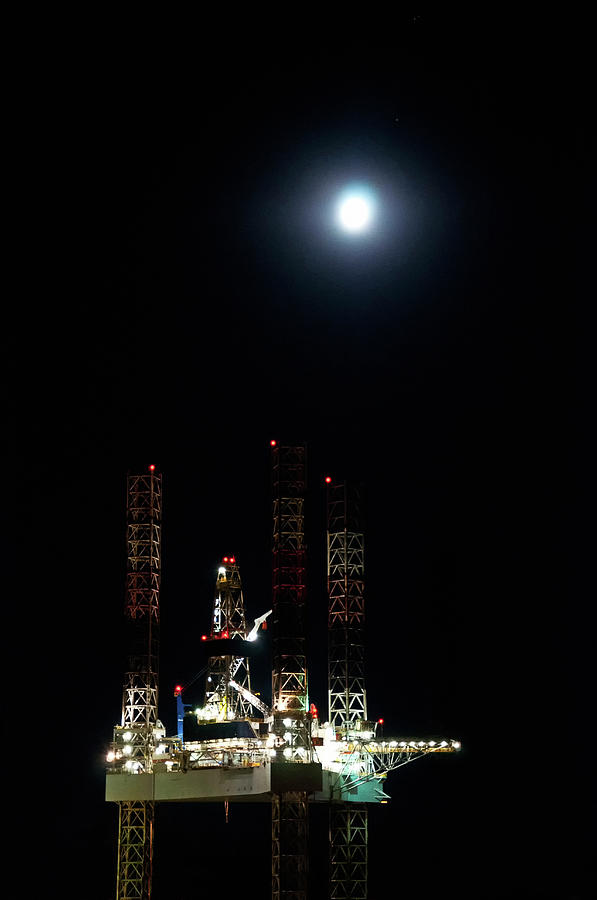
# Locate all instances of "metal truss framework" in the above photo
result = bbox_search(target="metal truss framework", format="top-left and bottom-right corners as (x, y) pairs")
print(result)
(330, 804), (368, 900)
(271, 443), (310, 900)
(327, 482), (367, 731)
(117, 801), (154, 900)
(116, 469), (162, 900)
(271, 443), (309, 754)
(272, 792), (309, 900)
(328, 739), (460, 798)
(121, 472), (161, 748)
(327, 481), (368, 898)
(204, 561), (253, 720)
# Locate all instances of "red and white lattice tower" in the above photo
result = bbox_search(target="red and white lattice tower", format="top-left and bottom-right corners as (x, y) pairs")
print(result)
(327, 479), (368, 899)
(113, 466), (162, 900)
(270, 441), (310, 900)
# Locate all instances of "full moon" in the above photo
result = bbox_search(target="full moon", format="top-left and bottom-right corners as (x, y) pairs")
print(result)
(336, 191), (374, 233)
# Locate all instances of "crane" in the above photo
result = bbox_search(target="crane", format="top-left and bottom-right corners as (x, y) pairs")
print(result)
(248, 608), (273, 641)
(229, 679), (271, 716)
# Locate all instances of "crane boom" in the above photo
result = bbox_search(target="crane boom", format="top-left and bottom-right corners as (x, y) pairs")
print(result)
(229, 680), (271, 717)
(247, 608), (272, 641)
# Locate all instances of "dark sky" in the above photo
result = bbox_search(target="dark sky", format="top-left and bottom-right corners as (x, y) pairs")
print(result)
(12, 13), (592, 900)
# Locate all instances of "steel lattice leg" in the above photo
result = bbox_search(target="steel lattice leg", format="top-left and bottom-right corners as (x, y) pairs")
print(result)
(329, 803), (368, 899)
(117, 801), (154, 900)
(272, 792), (308, 900)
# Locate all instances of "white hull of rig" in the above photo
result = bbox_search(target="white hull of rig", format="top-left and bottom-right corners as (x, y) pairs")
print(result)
(105, 763), (390, 804)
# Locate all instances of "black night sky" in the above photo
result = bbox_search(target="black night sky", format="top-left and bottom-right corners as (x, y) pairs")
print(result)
(13, 13), (592, 900)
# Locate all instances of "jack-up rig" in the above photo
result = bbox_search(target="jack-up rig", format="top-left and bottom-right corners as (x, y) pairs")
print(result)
(106, 444), (460, 899)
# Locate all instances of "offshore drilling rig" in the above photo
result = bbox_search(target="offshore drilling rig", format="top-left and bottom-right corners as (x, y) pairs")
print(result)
(106, 443), (460, 899)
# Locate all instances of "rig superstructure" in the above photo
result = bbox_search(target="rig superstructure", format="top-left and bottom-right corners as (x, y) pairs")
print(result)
(106, 445), (460, 899)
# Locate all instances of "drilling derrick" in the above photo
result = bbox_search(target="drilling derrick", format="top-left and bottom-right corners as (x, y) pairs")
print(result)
(202, 557), (254, 721)
(115, 467), (162, 900)
(271, 441), (310, 900)
(327, 480), (368, 899)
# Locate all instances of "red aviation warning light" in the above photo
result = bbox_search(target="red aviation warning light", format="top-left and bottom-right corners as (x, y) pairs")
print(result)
(174, 685), (182, 696)
(148, 464), (156, 472)
(378, 718), (384, 725)
(270, 439), (277, 447)
(201, 635), (207, 641)
(325, 476), (332, 484)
